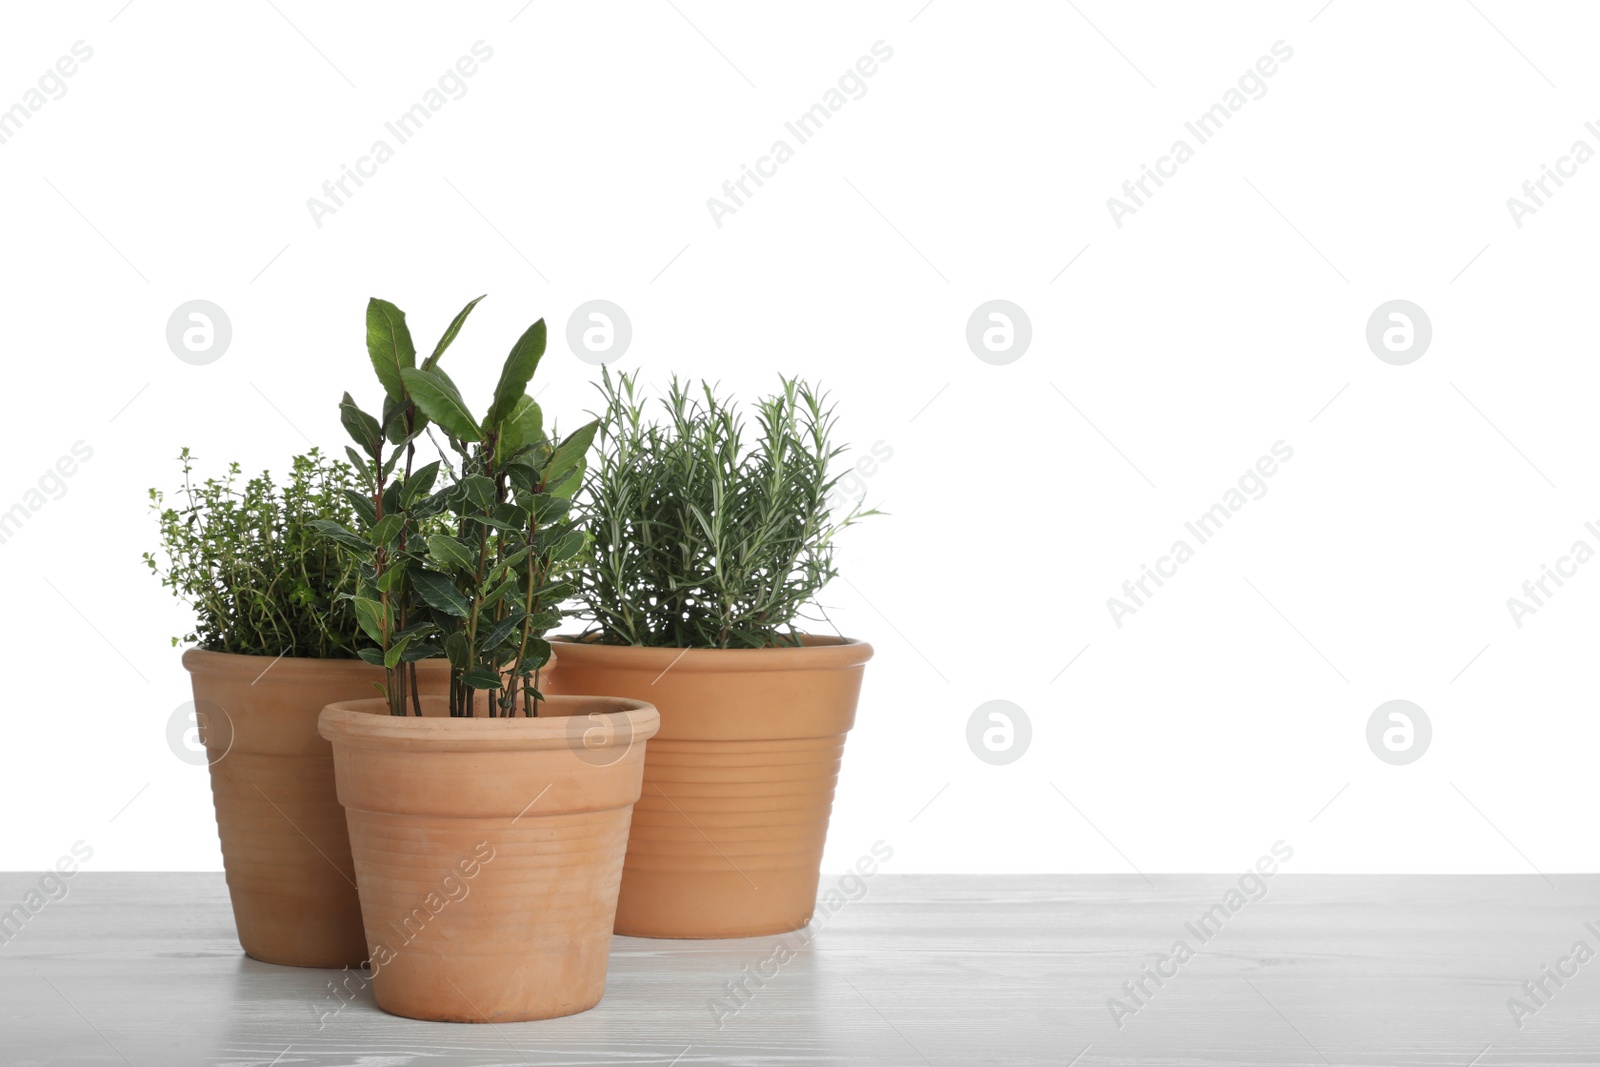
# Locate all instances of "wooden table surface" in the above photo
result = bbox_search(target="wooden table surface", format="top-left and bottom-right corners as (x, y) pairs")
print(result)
(2, 873), (1596, 1065)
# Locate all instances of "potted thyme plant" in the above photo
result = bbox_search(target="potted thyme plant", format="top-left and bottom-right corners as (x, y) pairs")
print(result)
(314, 296), (658, 1022)
(146, 448), (449, 968)
(548, 370), (875, 938)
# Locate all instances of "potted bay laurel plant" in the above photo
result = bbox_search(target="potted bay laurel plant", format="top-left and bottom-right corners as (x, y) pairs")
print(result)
(315, 297), (659, 1022)
(548, 371), (874, 938)
(147, 448), (448, 968)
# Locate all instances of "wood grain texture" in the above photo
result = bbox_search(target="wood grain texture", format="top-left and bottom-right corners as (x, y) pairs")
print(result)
(1, 873), (1597, 1065)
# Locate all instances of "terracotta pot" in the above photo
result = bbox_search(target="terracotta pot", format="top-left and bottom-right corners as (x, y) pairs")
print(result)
(318, 694), (659, 1022)
(181, 650), (450, 968)
(545, 636), (872, 938)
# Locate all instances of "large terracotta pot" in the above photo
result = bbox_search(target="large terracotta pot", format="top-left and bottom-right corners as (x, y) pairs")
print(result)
(545, 635), (872, 938)
(318, 694), (659, 1022)
(182, 650), (450, 968)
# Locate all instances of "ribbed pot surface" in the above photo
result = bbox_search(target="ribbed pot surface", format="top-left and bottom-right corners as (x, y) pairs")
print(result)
(320, 695), (659, 1022)
(546, 636), (872, 938)
(182, 650), (449, 968)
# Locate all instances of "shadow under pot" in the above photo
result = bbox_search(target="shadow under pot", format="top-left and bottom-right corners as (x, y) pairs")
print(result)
(181, 649), (450, 968)
(318, 695), (659, 1023)
(545, 635), (872, 939)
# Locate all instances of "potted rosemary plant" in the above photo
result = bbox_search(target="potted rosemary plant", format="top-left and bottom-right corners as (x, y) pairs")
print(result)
(549, 371), (875, 938)
(315, 297), (658, 1022)
(147, 448), (448, 968)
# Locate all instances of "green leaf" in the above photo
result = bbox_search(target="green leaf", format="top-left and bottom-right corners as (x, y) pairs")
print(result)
(550, 529), (585, 563)
(381, 393), (415, 445)
(533, 520), (577, 550)
(411, 568), (470, 617)
(443, 632), (470, 668)
(481, 575), (519, 608)
(309, 519), (372, 552)
(481, 608), (526, 651)
(505, 463), (539, 494)
(375, 560), (408, 592)
(343, 490), (378, 527)
(424, 294), (486, 370)
(546, 466), (583, 501)
(494, 394), (543, 466)
(462, 667), (503, 690)
(370, 514), (405, 546)
(531, 495), (570, 525)
(366, 299), (417, 401)
(393, 617), (434, 640)
(493, 545), (534, 577)
(426, 533), (478, 573)
(526, 606), (563, 631)
(383, 632), (414, 669)
(544, 419), (599, 484)
(343, 446), (372, 481)
(463, 513), (518, 531)
(399, 367), (479, 441)
(409, 489), (449, 520)
(517, 638), (553, 674)
(352, 597), (388, 645)
(340, 393), (383, 459)
(401, 460), (440, 505)
(356, 647), (386, 666)
(492, 502), (529, 528)
(529, 579), (575, 603)
(460, 475), (496, 510)
(486, 319), (546, 429)
(380, 430), (422, 478)
(516, 397), (545, 447)
(400, 642), (441, 662)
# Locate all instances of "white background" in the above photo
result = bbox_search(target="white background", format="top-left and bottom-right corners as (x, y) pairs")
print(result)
(1, 0), (1594, 875)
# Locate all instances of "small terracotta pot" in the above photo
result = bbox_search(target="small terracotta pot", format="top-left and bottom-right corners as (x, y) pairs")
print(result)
(545, 636), (872, 938)
(318, 694), (659, 1022)
(181, 650), (451, 968)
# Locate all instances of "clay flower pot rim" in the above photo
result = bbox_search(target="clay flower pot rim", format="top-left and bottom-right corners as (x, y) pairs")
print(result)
(319, 695), (659, 753)
(548, 633), (874, 673)
(182, 647), (449, 681)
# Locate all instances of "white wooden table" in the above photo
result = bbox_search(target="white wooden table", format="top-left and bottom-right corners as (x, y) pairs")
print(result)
(2, 873), (1596, 1065)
